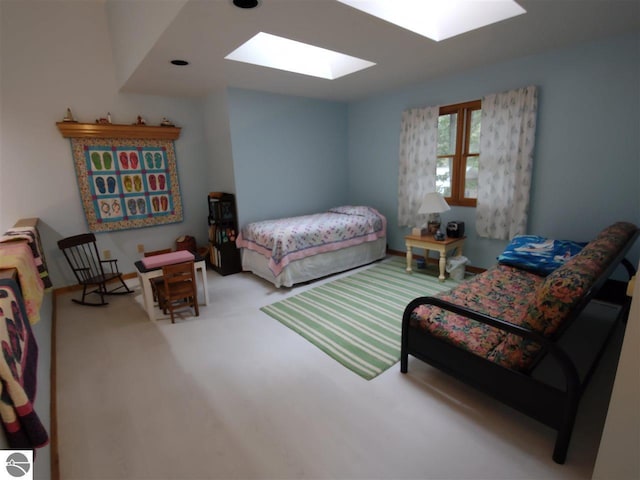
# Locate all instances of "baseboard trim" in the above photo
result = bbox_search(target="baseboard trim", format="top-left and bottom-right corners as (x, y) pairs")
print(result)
(53, 272), (138, 295)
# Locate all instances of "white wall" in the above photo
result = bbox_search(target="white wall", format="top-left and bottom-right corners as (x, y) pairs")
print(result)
(592, 267), (640, 479)
(0, 1), (209, 287)
(105, 0), (187, 89)
(0, 4), (210, 477)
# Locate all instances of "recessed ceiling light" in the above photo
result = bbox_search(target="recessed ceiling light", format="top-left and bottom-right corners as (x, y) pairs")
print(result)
(336, 0), (526, 42)
(170, 59), (189, 66)
(225, 32), (376, 80)
(233, 0), (259, 8)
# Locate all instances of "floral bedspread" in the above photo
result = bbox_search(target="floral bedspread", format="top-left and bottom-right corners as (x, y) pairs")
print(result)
(236, 206), (386, 276)
(410, 221), (638, 371)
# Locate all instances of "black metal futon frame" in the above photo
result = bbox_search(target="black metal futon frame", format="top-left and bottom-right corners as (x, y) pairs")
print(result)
(401, 227), (638, 464)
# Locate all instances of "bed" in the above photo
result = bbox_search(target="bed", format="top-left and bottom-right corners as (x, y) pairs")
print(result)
(236, 206), (387, 287)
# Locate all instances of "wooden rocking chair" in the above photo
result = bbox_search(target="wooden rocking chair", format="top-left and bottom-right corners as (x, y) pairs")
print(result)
(58, 233), (132, 306)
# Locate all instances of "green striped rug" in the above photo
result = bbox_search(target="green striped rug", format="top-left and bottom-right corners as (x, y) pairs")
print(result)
(260, 256), (458, 380)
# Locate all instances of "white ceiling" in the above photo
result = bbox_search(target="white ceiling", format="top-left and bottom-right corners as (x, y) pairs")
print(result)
(119, 0), (640, 102)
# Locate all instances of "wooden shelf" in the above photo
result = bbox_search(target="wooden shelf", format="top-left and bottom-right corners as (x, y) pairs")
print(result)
(56, 122), (181, 140)
(13, 218), (39, 228)
(208, 193), (242, 276)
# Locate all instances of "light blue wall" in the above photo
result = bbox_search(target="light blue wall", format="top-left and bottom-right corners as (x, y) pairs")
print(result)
(227, 88), (349, 227)
(203, 90), (236, 194)
(347, 32), (640, 269)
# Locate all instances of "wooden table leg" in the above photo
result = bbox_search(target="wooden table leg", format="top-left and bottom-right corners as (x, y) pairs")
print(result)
(438, 251), (446, 282)
(406, 243), (413, 273)
(195, 260), (209, 305)
(137, 271), (158, 320)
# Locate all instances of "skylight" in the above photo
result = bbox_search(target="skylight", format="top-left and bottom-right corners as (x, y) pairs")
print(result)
(224, 32), (376, 80)
(336, 0), (526, 42)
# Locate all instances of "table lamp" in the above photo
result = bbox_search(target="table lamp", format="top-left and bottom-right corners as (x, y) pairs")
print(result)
(414, 192), (450, 237)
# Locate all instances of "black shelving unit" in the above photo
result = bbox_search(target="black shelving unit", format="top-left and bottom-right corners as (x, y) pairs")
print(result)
(208, 192), (242, 275)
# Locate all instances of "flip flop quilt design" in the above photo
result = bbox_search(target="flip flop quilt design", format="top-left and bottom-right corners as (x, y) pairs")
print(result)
(69, 138), (183, 232)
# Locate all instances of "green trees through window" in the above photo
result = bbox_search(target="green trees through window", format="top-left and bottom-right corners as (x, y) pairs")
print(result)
(436, 100), (481, 207)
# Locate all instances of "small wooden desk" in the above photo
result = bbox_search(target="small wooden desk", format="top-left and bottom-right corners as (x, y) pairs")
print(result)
(405, 235), (466, 281)
(135, 255), (209, 320)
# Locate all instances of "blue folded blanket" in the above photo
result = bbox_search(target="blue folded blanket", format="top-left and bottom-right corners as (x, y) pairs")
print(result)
(498, 235), (586, 276)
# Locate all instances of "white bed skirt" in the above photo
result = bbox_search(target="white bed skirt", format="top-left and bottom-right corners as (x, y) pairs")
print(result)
(240, 237), (387, 288)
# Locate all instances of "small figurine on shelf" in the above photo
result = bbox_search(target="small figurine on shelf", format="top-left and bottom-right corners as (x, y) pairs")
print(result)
(135, 115), (146, 125)
(160, 117), (174, 127)
(107, 112), (112, 124)
(96, 117), (110, 124)
(62, 107), (76, 122)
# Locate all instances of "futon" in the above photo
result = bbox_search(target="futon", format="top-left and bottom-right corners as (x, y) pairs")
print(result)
(401, 221), (639, 464)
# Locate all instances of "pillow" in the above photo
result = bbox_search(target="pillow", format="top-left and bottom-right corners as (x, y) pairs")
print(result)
(328, 206), (374, 217)
(497, 235), (586, 276)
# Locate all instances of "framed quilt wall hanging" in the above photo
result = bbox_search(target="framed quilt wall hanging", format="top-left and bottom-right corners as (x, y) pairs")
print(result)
(57, 123), (183, 232)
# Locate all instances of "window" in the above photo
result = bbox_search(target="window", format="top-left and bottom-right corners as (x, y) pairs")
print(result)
(436, 100), (481, 207)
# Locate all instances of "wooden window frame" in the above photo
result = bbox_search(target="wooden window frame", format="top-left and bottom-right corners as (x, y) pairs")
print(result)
(438, 100), (481, 207)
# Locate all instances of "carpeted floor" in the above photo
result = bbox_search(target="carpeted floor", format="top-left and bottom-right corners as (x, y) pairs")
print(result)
(55, 257), (623, 479)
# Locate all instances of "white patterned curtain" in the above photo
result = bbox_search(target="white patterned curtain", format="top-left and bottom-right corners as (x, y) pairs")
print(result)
(476, 86), (538, 240)
(398, 106), (439, 226)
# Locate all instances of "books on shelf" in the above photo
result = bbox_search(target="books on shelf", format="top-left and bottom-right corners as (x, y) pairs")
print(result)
(208, 225), (236, 245)
(209, 245), (221, 267)
(207, 192), (241, 275)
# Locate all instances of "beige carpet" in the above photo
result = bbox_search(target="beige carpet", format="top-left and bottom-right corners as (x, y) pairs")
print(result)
(56, 258), (623, 479)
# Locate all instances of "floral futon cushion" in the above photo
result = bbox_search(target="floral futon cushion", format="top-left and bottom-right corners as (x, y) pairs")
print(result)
(410, 265), (544, 369)
(410, 222), (637, 371)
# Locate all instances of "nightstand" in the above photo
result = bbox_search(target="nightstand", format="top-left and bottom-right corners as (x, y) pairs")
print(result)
(405, 234), (466, 281)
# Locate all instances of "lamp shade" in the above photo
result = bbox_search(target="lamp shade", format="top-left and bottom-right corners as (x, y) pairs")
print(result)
(418, 192), (450, 215)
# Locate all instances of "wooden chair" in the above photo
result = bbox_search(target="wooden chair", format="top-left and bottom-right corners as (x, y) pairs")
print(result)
(156, 261), (199, 323)
(58, 233), (132, 306)
(144, 248), (172, 303)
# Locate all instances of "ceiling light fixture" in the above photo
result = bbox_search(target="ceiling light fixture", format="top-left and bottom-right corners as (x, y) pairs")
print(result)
(336, 0), (526, 42)
(233, 0), (259, 8)
(170, 59), (189, 66)
(225, 32), (376, 80)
